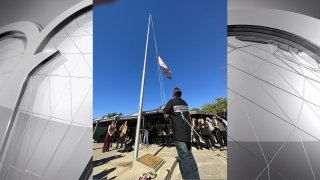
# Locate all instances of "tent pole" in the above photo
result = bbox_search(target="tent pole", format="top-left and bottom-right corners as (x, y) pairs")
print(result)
(92, 122), (99, 142)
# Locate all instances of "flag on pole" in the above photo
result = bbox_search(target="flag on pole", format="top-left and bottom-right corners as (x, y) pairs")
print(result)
(158, 56), (172, 79)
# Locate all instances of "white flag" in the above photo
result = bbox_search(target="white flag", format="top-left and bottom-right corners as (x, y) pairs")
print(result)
(158, 56), (172, 79)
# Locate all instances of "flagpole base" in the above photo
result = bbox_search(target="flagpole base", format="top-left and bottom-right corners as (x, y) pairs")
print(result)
(132, 154), (165, 173)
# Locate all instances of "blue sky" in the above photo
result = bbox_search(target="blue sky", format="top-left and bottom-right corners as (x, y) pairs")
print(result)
(94, 0), (226, 118)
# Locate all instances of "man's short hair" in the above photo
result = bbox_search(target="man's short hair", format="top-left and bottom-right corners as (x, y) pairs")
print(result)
(173, 87), (182, 97)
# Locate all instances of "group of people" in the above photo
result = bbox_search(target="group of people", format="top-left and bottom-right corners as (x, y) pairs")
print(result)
(101, 121), (134, 153)
(100, 87), (226, 179)
(192, 116), (227, 151)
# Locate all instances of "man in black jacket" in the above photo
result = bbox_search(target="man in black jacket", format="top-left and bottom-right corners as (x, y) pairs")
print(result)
(163, 87), (200, 180)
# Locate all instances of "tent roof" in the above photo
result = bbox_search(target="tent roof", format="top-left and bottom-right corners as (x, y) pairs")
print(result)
(93, 105), (227, 124)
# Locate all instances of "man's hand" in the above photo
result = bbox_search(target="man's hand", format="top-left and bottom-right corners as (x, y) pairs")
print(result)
(164, 114), (171, 121)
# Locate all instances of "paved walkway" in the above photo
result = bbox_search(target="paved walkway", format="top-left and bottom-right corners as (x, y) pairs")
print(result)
(93, 143), (227, 180)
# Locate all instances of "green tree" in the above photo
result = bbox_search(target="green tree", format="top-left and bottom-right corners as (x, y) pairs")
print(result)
(190, 107), (201, 112)
(202, 97), (227, 117)
(106, 112), (118, 118)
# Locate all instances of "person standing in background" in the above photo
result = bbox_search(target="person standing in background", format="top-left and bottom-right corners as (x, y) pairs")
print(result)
(192, 118), (202, 150)
(213, 116), (227, 149)
(143, 126), (149, 146)
(110, 126), (118, 148)
(212, 116), (227, 149)
(116, 121), (128, 149)
(102, 120), (116, 153)
(200, 118), (217, 150)
(207, 117), (223, 151)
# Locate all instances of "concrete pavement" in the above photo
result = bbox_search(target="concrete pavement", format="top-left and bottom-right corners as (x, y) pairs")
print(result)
(93, 143), (227, 179)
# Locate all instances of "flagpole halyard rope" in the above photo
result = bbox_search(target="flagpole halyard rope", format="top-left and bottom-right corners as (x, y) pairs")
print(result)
(150, 15), (159, 55)
(157, 64), (164, 105)
(159, 65), (166, 103)
(160, 71), (166, 103)
(179, 110), (205, 142)
(151, 15), (167, 104)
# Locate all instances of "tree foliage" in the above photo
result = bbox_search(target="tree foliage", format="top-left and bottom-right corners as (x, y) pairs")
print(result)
(106, 112), (118, 118)
(202, 97), (227, 117)
(190, 107), (201, 112)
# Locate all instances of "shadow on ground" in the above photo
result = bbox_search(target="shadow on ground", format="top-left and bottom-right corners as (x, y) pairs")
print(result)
(93, 147), (102, 150)
(93, 167), (116, 179)
(93, 154), (124, 168)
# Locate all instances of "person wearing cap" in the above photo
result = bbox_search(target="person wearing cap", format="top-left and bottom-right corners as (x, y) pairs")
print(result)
(163, 87), (200, 180)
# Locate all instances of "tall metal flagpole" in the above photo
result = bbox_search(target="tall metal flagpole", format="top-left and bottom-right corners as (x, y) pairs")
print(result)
(133, 14), (151, 161)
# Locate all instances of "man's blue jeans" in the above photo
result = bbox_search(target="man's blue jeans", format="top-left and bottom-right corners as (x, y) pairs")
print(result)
(175, 140), (200, 180)
(143, 133), (149, 145)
